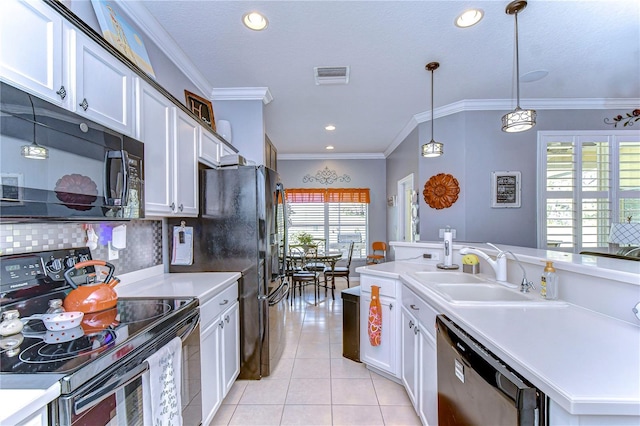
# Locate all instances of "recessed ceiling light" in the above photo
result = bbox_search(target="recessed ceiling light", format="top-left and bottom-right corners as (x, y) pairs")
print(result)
(455, 9), (484, 28)
(326, 145), (334, 150)
(325, 125), (336, 131)
(242, 12), (268, 31)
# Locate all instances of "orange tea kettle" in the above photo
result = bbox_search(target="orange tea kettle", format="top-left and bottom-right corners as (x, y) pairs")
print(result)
(63, 260), (119, 313)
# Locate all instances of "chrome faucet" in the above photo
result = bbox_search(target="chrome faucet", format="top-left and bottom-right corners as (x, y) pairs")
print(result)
(459, 243), (507, 282)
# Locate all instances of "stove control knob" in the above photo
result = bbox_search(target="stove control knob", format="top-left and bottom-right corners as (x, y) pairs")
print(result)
(79, 254), (90, 263)
(48, 258), (63, 272)
(65, 257), (76, 268)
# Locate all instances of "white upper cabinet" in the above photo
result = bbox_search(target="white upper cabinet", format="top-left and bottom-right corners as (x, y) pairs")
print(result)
(0, 0), (66, 106)
(71, 30), (134, 135)
(198, 127), (221, 168)
(173, 109), (199, 216)
(137, 81), (198, 217)
(0, 0), (134, 136)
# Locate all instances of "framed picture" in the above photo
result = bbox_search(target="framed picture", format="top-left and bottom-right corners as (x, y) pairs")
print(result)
(491, 171), (521, 208)
(1, 173), (24, 205)
(184, 90), (216, 130)
(90, 0), (156, 78)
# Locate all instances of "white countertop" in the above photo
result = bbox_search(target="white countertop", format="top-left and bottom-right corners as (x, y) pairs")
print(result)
(0, 380), (60, 425)
(116, 271), (242, 303)
(357, 260), (640, 417)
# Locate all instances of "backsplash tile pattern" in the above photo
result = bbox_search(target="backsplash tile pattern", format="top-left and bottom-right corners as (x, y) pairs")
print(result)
(0, 220), (162, 274)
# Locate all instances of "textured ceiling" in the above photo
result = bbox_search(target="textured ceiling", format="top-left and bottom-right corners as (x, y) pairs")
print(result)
(136, 0), (640, 157)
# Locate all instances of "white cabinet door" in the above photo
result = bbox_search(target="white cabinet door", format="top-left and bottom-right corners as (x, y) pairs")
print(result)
(401, 306), (419, 407)
(419, 328), (438, 426)
(174, 110), (199, 216)
(73, 30), (134, 135)
(0, 0), (66, 106)
(360, 292), (398, 377)
(137, 81), (174, 216)
(198, 128), (220, 168)
(200, 319), (222, 426)
(220, 301), (240, 396)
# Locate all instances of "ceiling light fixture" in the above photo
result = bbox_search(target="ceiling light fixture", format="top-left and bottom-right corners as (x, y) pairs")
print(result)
(21, 95), (48, 160)
(242, 11), (268, 31)
(501, 0), (536, 133)
(325, 145), (334, 150)
(455, 9), (484, 28)
(421, 62), (443, 158)
(325, 125), (336, 131)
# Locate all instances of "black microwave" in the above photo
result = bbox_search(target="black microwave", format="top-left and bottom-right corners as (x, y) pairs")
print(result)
(0, 82), (144, 221)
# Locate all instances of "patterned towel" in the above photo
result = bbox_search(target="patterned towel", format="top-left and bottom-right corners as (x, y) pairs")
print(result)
(368, 285), (382, 346)
(144, 336), (183, 426)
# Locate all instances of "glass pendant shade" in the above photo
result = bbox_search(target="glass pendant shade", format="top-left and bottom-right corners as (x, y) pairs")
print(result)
(502, 0), (536, 133)
(422, 140), (444, 157)
(21, 142), (48, 159)
(501, 107), (536, 132)
(422, 61), (443, 158)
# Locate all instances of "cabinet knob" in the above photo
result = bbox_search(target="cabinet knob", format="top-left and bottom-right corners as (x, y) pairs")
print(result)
(225, 315), (230, 323)
(56, 86), (67, 100)
(170, 202), (176, 211)
(409, 320), (414, 329)
(219, 321), (224, 329)
(410, 304), (419, 311)
(389, 303), (393, 310)
(179, 204), (184, 212)
(79, 98), (89, 111)
(220, 299), (229, 306)
(414, 327), (419, 335)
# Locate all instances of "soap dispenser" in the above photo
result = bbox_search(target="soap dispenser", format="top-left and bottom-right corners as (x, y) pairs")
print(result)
(541, 261), (558, 300)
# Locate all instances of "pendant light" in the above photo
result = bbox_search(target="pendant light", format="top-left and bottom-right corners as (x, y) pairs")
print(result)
(501, 0), (536, 133)
(421, 62), (443, 157)
(20, 95), (48, 160)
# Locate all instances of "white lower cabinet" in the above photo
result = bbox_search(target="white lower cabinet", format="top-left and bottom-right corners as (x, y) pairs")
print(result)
(401, 284), (438, 425)
(200, 282), (240, 425)
(360, 274), (401, 379)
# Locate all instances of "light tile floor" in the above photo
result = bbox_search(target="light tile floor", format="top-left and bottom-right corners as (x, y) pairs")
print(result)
(210, 280), (422, 426)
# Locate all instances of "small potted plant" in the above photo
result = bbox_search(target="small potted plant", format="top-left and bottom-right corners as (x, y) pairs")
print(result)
(294, 231), (314, 246)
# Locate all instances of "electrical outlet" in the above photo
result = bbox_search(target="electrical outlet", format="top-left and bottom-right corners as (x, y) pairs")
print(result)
(108, 242), (119, 260)
(438, 228), (457, 238)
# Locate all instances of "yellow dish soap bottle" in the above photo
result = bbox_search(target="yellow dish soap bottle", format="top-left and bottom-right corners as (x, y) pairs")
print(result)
(541, 261), (558, 300)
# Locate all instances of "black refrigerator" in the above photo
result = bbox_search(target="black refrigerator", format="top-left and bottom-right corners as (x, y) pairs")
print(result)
(169, 165), (288, 379)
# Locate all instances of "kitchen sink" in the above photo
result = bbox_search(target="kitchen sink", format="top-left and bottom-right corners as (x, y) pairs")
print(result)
(406, 271), (568, 306)
(435, 283), (532, 302)
(411, 271), (486, 284)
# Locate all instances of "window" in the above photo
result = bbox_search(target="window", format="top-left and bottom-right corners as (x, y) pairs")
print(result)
(285, 188), (369, 259)
(538, 131), (640, 252)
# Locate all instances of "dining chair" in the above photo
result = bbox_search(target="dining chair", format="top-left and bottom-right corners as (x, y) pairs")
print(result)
(289, 246), (320, 305)
(366, 241), (387, 264)
(324, 241), (355, 299)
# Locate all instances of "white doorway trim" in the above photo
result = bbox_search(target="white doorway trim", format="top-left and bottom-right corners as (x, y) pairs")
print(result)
(397, 174), (414, 242)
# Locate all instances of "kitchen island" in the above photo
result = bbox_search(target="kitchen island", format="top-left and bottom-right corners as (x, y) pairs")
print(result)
(357, 242), (640, 424)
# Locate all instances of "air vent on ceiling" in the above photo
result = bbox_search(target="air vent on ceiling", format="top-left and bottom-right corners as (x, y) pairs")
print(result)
(314, 66), (350, 85)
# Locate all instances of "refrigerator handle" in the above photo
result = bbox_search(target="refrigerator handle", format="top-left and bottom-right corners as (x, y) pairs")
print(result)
(275, 183), (288, 277)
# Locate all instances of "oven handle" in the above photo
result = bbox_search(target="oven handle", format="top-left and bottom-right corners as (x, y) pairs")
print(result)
(180, 313), (200, 341)
(74, 361), (149, 415)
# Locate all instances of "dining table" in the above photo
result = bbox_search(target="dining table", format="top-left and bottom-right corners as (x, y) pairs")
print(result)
(284, 247), (344, 302)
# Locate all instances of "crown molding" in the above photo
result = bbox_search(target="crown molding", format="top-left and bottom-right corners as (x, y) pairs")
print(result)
(116, 1), (213, 96)
(279, 153), (386, 161)
(211, 88), (274, 105)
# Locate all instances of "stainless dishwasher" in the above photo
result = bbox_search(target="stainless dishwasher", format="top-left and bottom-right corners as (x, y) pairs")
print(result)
(436, 315), (547, 426)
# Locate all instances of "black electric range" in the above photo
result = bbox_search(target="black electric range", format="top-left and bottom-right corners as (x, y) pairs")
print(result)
(0, 248), (199, 394)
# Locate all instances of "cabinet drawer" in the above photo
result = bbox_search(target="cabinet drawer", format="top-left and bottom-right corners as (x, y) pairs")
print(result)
(201, 281), (238, 327)
(402, 285), (439, 339)
(360, 275), (397, 298)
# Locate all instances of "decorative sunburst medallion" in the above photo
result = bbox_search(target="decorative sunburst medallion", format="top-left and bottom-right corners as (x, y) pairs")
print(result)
(423, 173), (460, 209)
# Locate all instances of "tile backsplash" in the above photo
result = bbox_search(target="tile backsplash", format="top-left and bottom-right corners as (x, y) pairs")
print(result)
(0, 220), (163, 274)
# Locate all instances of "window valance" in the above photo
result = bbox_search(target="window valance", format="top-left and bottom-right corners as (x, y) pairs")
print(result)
(286, 188), (370, 204)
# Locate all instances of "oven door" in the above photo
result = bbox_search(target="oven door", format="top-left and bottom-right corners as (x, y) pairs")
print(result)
(54, 313), (201, 426)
